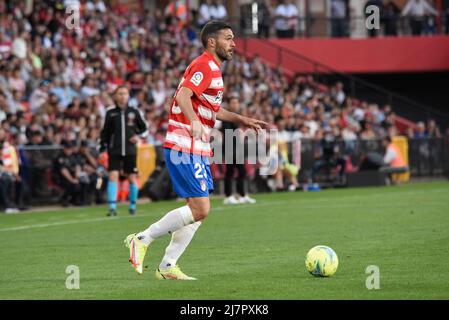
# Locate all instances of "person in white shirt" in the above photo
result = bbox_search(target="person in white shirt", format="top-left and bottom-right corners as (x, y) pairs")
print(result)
(401, 0), (438, 35)
(12, 32), (28, 60)
(274, 0), (299, 38)
(198, 0), (213, 28)
(210, 0), (227, 20)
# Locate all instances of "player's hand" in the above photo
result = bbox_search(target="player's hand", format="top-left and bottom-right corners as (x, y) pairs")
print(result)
(191, 120), (206, 141)
(241, 117), (269, 133)
(129, 135), (139, 144)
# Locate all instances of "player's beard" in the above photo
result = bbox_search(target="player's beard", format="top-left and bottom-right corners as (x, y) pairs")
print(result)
(216, 45), (233, 61)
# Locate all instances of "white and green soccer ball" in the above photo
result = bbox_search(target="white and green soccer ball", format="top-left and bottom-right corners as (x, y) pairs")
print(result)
(305, 245), (339, 277)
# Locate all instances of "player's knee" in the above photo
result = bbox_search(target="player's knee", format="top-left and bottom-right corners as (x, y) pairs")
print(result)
(189, 201), (210, 221)
(192, 207), (209, 221)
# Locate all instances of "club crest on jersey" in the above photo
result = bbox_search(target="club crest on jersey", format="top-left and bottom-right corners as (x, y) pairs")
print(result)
(190, 72), (204, 86)
(200, 180), (207, 191)
(127, 112), (135, 125)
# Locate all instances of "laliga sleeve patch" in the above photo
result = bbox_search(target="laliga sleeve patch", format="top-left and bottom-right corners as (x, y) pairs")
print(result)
(190, 72), (204, 86)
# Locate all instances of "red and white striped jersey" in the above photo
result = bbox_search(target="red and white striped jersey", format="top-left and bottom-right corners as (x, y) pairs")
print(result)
(163, 50), (224, 156)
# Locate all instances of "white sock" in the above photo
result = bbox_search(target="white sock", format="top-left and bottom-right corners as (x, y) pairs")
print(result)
(159, 221), (202, 269)
(136, 205), (195, 245)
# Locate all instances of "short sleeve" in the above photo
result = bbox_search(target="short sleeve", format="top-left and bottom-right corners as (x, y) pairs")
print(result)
(181, 62), (213, 97)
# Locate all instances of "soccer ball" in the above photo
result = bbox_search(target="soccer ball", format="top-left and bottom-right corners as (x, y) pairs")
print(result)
(305, 245), (339, 277)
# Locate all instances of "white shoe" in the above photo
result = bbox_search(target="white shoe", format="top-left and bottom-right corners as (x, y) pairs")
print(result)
(239, 195), (256, 204)
(288, 184), (297, 192)
(5, 208), (19, 214)
(223, 195), (239, 205)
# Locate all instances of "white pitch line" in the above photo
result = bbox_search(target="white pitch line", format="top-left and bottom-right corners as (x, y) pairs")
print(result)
(0, 201), (287, 232)
(0, 187), (447, 232)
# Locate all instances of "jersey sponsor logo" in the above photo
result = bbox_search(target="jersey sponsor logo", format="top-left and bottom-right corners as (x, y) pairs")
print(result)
(201, 91), (223, 105)
(190, 72), (204, 86)
(214, 91), (223, 104)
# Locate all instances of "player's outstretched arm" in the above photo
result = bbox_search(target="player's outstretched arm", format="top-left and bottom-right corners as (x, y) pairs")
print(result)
(217, 108), (268, 132)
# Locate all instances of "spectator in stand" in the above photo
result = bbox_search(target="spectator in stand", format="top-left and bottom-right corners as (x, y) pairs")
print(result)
(198, 0), (213, 29)
(0, 128), (19, 213)
(426, 119), (441, 138)
(383, 1), (401, 36)
(444, 0), (449, 34)
(413, 121), (427, 138)
(331, 82), (346, 106)
(0, 33), (12, 60)
(257, 0), (272, 38)
(401, 0), (438, 36)
(331, 0), (348, 37)
(274, 0), (299, 38)
(29, 80), (50, 114)
(165, 1), (188, 27)
(310, 128), (346, 184)
(25, 129), (53, 198)
(210, 0), (228, 21)
(0, 91), (8, 123)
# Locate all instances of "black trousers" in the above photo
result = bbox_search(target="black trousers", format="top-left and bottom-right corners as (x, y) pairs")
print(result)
(258, 24), (270, 38)
(331, 18), (347, 37)
(276, 29), (295, 38)
(224, 163), (247, 197)
(410, 18), (423, 35)
(311, 158), (346, 182)
(60, 178), (88, 206)
(445, 14), (449, 34)
(0, 178), (14, 208)
(0, 174), (29, 208)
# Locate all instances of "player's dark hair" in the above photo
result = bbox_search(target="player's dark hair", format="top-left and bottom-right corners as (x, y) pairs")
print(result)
(384, 136), (392, 144)
(200, 20), (232, 48)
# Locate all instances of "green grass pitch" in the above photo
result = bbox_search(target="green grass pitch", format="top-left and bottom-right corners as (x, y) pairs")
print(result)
(0, 181), (448, 300)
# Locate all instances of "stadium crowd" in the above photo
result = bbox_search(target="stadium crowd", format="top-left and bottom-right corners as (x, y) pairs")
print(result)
(0, 1), (447, 212)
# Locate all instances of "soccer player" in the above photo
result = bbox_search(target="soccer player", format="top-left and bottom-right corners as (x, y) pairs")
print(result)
(99, 85), (148, 216)
(124, 21), (267, 280)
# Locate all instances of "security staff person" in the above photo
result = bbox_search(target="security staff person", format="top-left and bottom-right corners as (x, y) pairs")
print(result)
(99, 85), (148, 216)
(54, 140), (86, 206)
